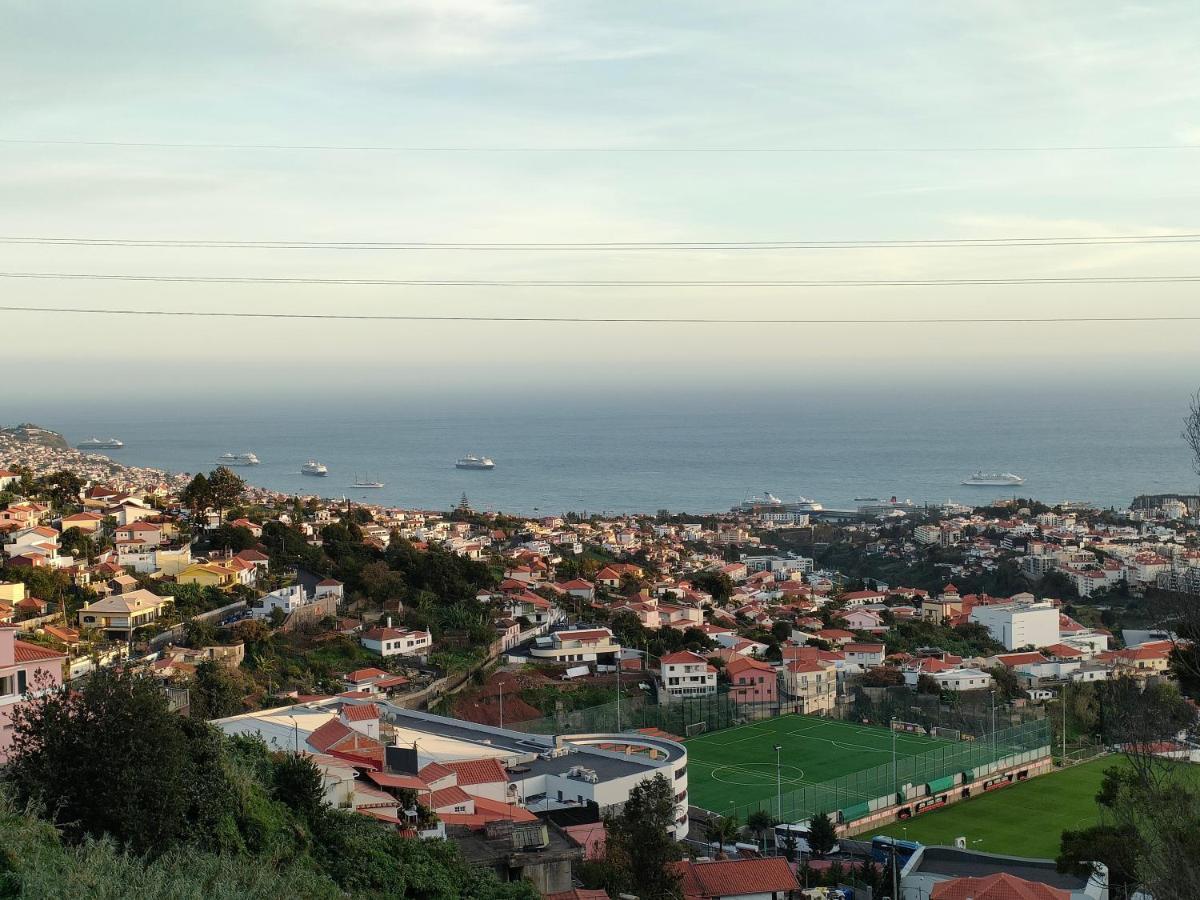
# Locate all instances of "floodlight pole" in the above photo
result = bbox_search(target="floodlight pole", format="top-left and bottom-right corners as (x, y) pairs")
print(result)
(774, 744), (783, 820)
(890, 716), (897, 799)
(1061, 681), (1067, 760)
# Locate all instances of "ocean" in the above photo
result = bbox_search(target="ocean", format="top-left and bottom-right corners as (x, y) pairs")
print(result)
(9, 388), (1197, 516)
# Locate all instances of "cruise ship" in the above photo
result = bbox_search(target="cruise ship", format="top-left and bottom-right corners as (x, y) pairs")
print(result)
(735, 493), (824, 514)
(962, 471), (1024, 486)
(456, 454), (495, 470)
(77, 437), (124, 450)
(301, 459), (328, 477)
(218, 452), (260, 466)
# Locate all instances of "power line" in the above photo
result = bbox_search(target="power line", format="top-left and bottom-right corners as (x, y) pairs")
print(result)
(2, 138), (1199, 153)
(1, 304), (1197, 325)
(1, 271), (1198, 288)
(2, 233), (1200, 251)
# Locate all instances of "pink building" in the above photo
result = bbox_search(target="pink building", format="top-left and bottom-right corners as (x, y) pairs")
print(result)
(0, 625), (66, 762)
(725, 655), (777, 704)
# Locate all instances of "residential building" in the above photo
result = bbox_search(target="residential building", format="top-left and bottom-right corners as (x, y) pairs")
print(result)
(528, 627), (620, 665)
(969, 600), (1060, 650)
(725, 655), (777, 705)
(675, 857), (799, 900)
(781, 658), (837, 715)
(360, 624), (432, 658)
(77, 589), (173, 640)
(0, 625), (67, 762)
(658, 650), (718, 702)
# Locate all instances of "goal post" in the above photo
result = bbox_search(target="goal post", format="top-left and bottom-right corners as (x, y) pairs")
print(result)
(685, 721), (708, 737)
(932, 726), (962, 741)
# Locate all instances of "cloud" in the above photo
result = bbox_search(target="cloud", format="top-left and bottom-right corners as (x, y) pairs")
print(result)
(253, 0), (674, 68)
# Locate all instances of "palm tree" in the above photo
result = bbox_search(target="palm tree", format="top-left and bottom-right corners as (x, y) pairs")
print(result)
(705, 814), (741, 858)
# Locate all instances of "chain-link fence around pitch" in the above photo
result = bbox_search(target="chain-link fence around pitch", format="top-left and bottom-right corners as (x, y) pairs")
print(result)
(506, 689), (788, 737)
(723, 718), (1052, 826)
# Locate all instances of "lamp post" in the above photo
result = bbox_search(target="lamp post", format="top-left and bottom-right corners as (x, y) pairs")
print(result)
(890, 716), (898, 799)
(989, 690), (997, 755)
(1060, 681), (1067, 760)
(774, 744), (783, 821)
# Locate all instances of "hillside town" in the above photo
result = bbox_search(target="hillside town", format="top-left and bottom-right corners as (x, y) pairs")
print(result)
(1, 428), (1197, 898)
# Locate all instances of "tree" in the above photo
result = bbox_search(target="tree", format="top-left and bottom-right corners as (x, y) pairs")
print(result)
(860, 666), (905, 687)
(746, 809), (776, 849)
(5, 668), (219, 856)
(207, 466), (246, 523)
(594, 773), (683, 899)
(1057, 823), (1143, 895)
(691, 571), (734, 604)
(704, 814), (741, 858)
(1184, 387), (1200, 483)
(189, 659), (244, 720)
(271, 751), (326, 823)
(806, 811), (837, 858)
(916, 673), (942, 695)
(988, 664), (1024, 702)
(779, 828), (800, 862)
(180, 472), (213, 515)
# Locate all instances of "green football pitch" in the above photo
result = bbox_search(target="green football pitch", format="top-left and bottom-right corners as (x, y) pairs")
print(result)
(863, 756), (1115, 858)
(684, 714), (948, 819)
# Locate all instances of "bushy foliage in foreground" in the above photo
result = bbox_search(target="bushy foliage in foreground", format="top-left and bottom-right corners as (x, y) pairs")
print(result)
(1, 668), (536, 899)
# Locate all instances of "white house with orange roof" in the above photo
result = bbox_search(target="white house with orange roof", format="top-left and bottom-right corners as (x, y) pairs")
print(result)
(658, 650), (718, 702)
(359, 621), (432, 658)
(529, 627), (620, 665)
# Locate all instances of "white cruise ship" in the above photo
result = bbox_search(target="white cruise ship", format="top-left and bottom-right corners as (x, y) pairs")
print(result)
(218, 452), (260, 466)
(962, 471), (1024, 486)
(77, 436), (124, 450)
(301, 459), (328, 477)
(456, 454), (495, 470)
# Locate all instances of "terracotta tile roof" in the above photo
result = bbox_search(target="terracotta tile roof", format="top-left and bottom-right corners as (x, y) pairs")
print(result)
(418, 761), (455, 784)
(346, 667), (388, 682)
(660, 650), (709, 665)
(427, 785), (472, 810)
(366, 771), (429, 791)
(545, 890), (611, 900)
(341, 702), (380, 722)
(13, 640), (67, 663)
(307, 718), (354, 753)
(443, 757), (508, 785)
(995, 652), (1050, 668)
(930, 873), (1069, 900)
(675, 857), (799, 898)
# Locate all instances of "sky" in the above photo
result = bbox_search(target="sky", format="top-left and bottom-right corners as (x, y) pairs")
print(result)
(2, 0), (1200, 402)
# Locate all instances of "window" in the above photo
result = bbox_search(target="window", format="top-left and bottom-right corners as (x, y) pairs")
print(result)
(0, 674), (14, 696)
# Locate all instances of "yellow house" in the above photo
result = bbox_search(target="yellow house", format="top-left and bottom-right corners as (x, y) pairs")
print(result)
(59, 511), (105, 533)
(78, 589), (173, 639)
(154, 546), (193, 578)
(0, 582), (26, 605)
(177, 562), (239, 590)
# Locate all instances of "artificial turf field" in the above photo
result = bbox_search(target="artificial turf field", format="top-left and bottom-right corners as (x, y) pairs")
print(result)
(684, 714), (947, 818)
(863, 756), (1117, 858)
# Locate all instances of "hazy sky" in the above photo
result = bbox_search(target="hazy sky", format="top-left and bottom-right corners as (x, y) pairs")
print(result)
(2, 1), (1200, 400)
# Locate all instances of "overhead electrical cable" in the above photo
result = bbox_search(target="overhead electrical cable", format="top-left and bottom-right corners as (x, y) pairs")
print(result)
(0, 305), (1197, 326)
(0, 271), (1198, 288)
(1, 233), (1199, 251)
(2, 138), (1199, 153)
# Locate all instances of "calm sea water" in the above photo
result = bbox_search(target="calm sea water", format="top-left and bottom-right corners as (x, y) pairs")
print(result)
(11, 389), (1197, 516)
